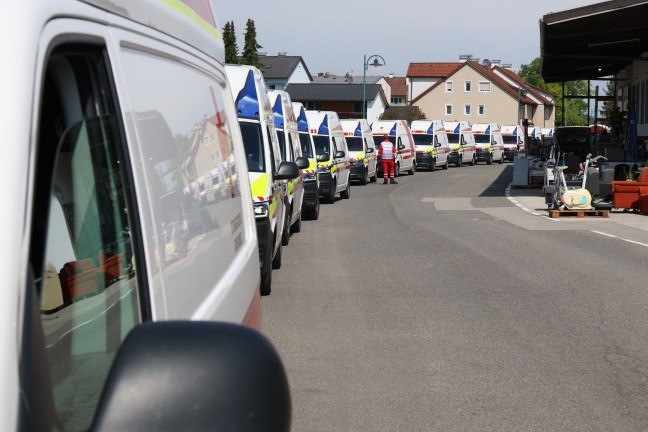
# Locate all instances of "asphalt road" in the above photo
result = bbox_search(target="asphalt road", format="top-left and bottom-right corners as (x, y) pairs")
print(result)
(263, 162), (648, 432)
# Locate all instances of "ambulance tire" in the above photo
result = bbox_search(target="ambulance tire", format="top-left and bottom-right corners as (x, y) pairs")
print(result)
(455, 157), (461, 168)
(281, 204), (290, 246)
(272, 241), (282, 269)
(370, 169), (377, 182)
(341, 181), (350, 199)
(326, 180), (336, 204)
(291, 211), (301, 233)
(360, 168), (368, 185)
(260, 269), (272, 296)
(498, 152), (504, 164)
(487, 154), (493, 165)
(408, 161), (416, 175)
(442, 159), (449, 170)
(306, 195), (320, 220)
(394, 163), (400, 177)
(431, 159), (436, 172)
(469, 155), (476, 166)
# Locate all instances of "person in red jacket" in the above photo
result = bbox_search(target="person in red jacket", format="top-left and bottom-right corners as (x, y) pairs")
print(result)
(378, 135), (398, 184)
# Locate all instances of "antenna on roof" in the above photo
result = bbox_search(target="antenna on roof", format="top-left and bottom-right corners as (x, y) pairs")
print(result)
(345, 71), (354, 84)
(481, 58), (491, 66)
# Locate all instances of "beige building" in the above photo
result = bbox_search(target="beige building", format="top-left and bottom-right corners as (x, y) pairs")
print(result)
(409, 61), (555, 128)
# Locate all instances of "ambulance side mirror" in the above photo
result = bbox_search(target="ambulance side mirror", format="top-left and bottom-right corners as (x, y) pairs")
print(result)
(316, 153), (330, 163)
(295, 157), (309, 169)
(275, 161), (299, 180)
(398, 144), (405, 150)
(334, 151), (345, 159)
(366, 148), (374, 153)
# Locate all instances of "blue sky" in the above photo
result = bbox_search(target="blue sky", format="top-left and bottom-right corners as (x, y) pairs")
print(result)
(215, 0), (596, 77)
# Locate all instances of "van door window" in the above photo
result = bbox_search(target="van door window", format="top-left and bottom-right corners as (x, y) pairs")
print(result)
(240, 122), (265, 172)
(34, 44), (142, 432)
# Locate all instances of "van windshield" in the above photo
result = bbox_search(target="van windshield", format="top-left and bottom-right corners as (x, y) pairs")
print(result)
(345, 137), (364, 151)
(474, 135), (490, 144)
(313, 135), (330, 155)
(412, 134), (433, 146)
(298, 132), (313, 158)
(447, 133), (459, 144)
(239, 121), (265, 172)
(502, 135), (519, 144)
(373, 136), (394, 147)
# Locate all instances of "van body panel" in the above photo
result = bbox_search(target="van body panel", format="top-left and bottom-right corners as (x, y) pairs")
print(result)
(371, 120), (417, 175)
(501, 125), (525, 161)
(444, 121), (477, 166)
(341, 119), (377, 183)
(411, 119), (450, 170)
(472, 123), (505, 163)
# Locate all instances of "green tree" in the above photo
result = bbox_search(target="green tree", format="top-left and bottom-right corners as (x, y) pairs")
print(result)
(240, 19), (263, 68)
(379, 106), (425, 124)
(223, 21), (239, 64)
(519, 57), (590, 126)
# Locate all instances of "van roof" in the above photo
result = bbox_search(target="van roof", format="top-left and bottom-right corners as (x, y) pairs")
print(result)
(81, 0), (224, 61)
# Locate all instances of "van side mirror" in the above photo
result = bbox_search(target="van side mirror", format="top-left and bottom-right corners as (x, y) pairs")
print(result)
(334, 151), (345, 159)
(275, 161), (299, 180)
(91, 321), (291, 432)
(295, 156), (309, 169)
(398, 144), (405, 150)
(366, 148), (374, 153)
(316, 153), (330, 163)
(434, 142), (441, 148)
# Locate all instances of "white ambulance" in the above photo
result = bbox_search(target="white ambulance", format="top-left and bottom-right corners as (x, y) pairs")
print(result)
(341, 119), (378, 185)
(371, 120), (417, 176)
(444, 121), (477, 167)
(410, 119), (450, 171)
(269, 90), (309, 237)
(293, 102), (321, 219)
(226, 65), (300, 295)
(501, 125), (525, 161)
(4, 1), (292, 430)
(472, 123), (505, 164)
(306, 110), (352, 203)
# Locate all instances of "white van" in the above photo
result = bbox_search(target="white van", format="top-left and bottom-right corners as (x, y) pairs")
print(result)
(472, 123), (505, 164)
(501, 125), (525, 161)
(306, 110), (352, 203)
(371, 120), (417, 176)
(410, 119), (450, 171)
(341, 119), (378, 184)
(444, 121), (477, 166)
(5, 1), (291, 430)
(226, 65), (301, 295)
(269, 90), (309, 235)
(293, 102), (321, 219)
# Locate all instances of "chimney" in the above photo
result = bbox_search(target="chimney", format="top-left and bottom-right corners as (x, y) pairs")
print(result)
(458, 54), (473, 62)
(278, 52), (287, 56)
(490, 59), (501, 67)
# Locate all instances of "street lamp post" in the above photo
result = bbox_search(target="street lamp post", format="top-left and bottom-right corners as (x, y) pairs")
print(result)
(362, 54), (386, 120)
(517, 86), (527, 126)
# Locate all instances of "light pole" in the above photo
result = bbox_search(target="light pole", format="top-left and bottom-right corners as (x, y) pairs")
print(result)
(517, 86), (528, 126)
(363, 54), (386, 120)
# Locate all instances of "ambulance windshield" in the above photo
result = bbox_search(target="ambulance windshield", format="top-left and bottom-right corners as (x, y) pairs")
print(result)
(239, 121), (265, 172)
(502, 135), (519, 144)
(447, 133), (459, 144)
(412, 134), (433, 146)
(373, 136), (394, 147)
(474, 135), (490, 144)
(313, 135), (330, 155)
(298, 132), (313, 158)
(345, 137), (364, 151)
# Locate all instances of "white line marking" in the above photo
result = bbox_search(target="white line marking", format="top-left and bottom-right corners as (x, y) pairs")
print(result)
(591, 230), (648, 248)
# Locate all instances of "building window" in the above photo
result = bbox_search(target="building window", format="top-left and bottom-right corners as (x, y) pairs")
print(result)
(445, 104), (452, 115)
(446, 81), (453, 93)
(465, 81), (471, 92)
(464, 104), (471, 115)
(479, 81), (491, 92)
(478, 105), (485, 116)
(391, 97), (403, 104)
(306, 101), (322, 110)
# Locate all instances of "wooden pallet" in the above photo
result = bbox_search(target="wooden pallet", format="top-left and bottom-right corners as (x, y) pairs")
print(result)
(548, 208), (609, 218)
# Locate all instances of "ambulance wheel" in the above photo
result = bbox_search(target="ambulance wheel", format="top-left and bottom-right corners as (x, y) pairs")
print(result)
(281, 205), (290, 246)
(498, 153), (504, 164)
(306, 195), (320, 220)
(360, 168), (368, 185)
(272, 241), (282, 269)
(469, 155), (476, 166)
(487, 154), (493, 165)
(395, 163), (400, 177)
(431, 159), (436, 172)
(260, 269), (272, 296)
(408, 162), (416, 175)
(326, 181), (336, 204)
(370, 170), (377, 182)
(341, 182), (350, 199)
(442, 159), (449, 170)
(455, 158), (461, 168)
(291, 211), (301, 233)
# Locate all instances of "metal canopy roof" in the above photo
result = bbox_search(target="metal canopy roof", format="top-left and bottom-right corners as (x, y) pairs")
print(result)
(540, 0), (648, 82)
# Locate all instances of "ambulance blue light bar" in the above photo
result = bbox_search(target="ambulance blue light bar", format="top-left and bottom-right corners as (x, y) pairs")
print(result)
(318, 115), (330, 135)
(452, 124), (460, 133)
(272, 97), (284, 128)
(354, 122), (362, 136)
(427, 125), (435, 134)
(234, 70), (260, 120)
(390, 124), (397, 135)
(296, 107), (309, 132)
(485, 125), (491, 134)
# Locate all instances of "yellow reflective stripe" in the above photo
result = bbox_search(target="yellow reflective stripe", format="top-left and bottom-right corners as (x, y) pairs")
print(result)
(308, 158), (317, 171)
(269, 190), (279, 220)
(250, 173), (269, 198)
(161, 0), (221, 39)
